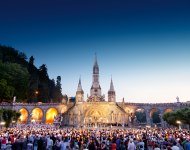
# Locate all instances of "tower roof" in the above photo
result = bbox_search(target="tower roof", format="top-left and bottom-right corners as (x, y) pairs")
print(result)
(77, 77), (83, 92)
(93, 53), (99, 74)
(109, 77), (115, 91)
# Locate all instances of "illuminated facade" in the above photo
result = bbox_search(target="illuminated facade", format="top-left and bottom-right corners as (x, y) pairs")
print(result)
(1, 56), (189, 127)
(62, 55), (128, 127)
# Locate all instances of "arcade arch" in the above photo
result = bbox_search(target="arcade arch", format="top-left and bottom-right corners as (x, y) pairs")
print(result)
(164, 108), (173, 114)
(149, 108), (161, 124)
(84, 106), (109, 126)
(46, 108), (58, 124)
(135, 108), (146, 123)
(31, 108), (43, 123)
(18, 108), (29, 124)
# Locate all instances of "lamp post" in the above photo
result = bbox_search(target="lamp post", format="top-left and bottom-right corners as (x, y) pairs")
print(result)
(176, 120), (181, 130)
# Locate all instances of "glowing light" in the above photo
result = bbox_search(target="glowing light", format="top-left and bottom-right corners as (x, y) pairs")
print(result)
(176, 120), (181, 124)
(0, 122), (5, 125)
(31, 108), (43, 123)
(46, 108), (58, 124)
(19, 108), (29, 124)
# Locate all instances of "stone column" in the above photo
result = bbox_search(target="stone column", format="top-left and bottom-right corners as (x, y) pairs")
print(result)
(160, 112), (164, 128)
(27, 111), (31, 124)
(145, 109), (151, 125)
(42, 114), (46, 123)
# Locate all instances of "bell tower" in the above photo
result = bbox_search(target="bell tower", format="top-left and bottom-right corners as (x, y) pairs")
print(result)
(90, 54), (102, 97)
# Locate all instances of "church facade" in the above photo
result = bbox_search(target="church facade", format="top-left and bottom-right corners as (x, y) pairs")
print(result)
(1, 55), (189, 127)
(62, 55), (130, 127)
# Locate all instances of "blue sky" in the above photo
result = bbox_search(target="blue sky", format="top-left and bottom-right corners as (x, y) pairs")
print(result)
(0, 0), (190, 102)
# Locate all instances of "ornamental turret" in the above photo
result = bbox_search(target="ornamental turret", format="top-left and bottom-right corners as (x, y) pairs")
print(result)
(108, 78), (116, 102)
(76, 77), (84, 102)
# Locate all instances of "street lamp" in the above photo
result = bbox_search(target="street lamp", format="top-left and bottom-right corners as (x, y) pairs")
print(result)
(35, 91), (39, 95)
(176, 120), (181, 130)
(0, 121), (5, 125)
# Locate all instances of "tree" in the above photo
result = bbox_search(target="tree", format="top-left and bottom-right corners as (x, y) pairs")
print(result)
(0, 62), (29, 101)
(27, 56), (39, 103)
(49, 79), (56, 102)
(135, 111), (146, 123)
(38, 64), (50, 102)
(13, 111), (21, 123)
(163, 108), (190, 126)
(0, 79), (14, 101)
(0, 45), (63, 103)
(152, 111), (161, 124)
(53, 76), (63, 102)
(0, 45), (28, 67)
(1, 109), (21, 128)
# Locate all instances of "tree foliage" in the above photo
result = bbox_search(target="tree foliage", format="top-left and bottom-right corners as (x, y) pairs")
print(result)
(1, 109), (21, 128)
(152, 111), (161, 124)
(0, 61), (29, 102)
(163, 107), (190, 126)
(135, 111), (147, 123)
(0, 45), (63, 103)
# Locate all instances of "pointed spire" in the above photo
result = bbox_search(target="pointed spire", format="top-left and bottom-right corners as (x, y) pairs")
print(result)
(93, 53), (99, 74)
(94, 52), (98, 66)
(77, 77), (83, 92)
(109, 77), (115, 91)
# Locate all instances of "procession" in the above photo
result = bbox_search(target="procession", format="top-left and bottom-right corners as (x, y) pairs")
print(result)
(0, 123), (190, 150)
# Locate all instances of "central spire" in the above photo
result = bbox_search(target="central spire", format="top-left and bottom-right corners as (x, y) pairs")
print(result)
(109, 77), (115, 91)
(89, 54), (104, 101)
(77, 77), (83, 92)
(93, 53), (99, 74)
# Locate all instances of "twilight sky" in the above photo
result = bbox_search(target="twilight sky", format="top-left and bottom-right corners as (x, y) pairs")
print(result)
(0, 0), (190, 103)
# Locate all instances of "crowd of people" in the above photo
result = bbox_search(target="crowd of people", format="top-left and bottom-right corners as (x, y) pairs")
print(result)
(0, 124), (190, 150)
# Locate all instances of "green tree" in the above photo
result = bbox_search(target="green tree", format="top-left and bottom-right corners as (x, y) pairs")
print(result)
(38, 64), (50, 102)
(0, 62), (29, 101)
(152, 111), (161, 124)
(49, 79), (56, 102)
(12, 111), (21, 123)
(2, 109), (14, 128)
(1, 109), (21, 128)
(0, 79), (14, 101)
(163, 108), (190, 126)
(0, 45), (63, 103)
(135, 111), (147, 123)
(0, 45), (28, 67)
(54, 76), (63, 102)
(27, 56), (39, 103)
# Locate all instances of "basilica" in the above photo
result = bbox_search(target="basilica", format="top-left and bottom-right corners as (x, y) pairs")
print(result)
(62, 55), (128, 127)
(2, 56), (187, 127)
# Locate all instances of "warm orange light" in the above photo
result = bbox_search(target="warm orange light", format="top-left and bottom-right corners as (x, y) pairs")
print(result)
(31, 108), (43, 123)
(19, 108), (29, 124)
(46, 108), (58, 124)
